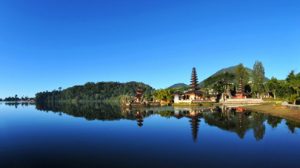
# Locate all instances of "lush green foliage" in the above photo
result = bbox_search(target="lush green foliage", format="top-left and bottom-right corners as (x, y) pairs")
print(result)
(153, 89), (174, 102)
(286, 71), (300, 104)
(36, 82), (154, 103)
(200, 62), (300, 104)
(265, 71), (300, 104)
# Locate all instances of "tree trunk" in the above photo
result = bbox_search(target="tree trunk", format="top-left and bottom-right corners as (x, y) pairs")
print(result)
(294, 99), (296, 105)
(273, 90), (276, 100)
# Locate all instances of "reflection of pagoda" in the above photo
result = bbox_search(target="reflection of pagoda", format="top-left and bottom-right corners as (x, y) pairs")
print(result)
(189, 114), (200, 142)
(136, 111), (144, 127)
(189, 116), (200, 143)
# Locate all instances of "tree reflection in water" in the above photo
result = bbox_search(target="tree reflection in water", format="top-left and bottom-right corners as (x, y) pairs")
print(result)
(35, 102), (300, 142)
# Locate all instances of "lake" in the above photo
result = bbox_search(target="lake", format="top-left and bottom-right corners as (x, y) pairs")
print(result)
(0, 103), (300, 168)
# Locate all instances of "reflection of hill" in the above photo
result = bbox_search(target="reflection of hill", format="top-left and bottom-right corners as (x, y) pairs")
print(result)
(203, 111), (251, 139)
(36, 102), (129, 120)
(202, 108), (267, 140)
(4, 102), (35, 108)
(171, 106), (299, 140)
(36, 102), (173, 121)
(35, 103), (300, 141)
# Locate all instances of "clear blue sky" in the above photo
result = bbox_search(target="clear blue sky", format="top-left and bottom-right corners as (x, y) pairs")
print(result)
(0, 0), (299, 98)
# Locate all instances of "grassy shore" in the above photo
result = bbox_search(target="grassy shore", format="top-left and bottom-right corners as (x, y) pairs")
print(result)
(173, 102), (215, 107)
(245, 104), (300, 123)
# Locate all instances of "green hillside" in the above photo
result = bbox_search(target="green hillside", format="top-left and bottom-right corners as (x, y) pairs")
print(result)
(36, 81), (154, 103)
(168, 83), (189, 89)
(199, 65), (268, 88)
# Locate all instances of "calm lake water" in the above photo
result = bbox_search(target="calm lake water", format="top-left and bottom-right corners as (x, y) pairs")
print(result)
(0, 103), (300, 168)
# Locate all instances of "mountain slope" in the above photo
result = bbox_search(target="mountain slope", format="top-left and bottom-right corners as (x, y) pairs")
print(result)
(209, 65), (253, 78)
(168, 83), (189, 89)
(199, 65), (268, 88)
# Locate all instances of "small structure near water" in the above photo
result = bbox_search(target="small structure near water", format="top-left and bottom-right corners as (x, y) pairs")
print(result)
(122, 87), (160, 107)
(174, 90), (204, 104)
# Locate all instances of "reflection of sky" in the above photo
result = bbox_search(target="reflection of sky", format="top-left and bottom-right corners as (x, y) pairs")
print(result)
(0, 104), (299, 168)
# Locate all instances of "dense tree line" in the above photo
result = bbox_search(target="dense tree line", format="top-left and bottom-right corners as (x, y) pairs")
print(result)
(35, 82), (154, 103)
(0, 95), (34, 102)
(206, 62), (299, 104)
(198, 61), (300, 104)
(235, 62), (300, 104)
(266, 71), (300, 104)
(34, 63), (300, 105)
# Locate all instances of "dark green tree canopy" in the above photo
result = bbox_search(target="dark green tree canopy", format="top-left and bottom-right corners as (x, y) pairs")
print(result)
(36, 81), (154, 103)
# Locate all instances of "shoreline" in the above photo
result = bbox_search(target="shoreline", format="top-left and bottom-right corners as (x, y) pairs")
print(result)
(244, 104), (300, 123)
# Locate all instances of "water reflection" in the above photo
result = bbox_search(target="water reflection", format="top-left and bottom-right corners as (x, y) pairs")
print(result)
(135, 111), (144, 127)
(3, 102), (35, 108)
(35, 103), (300, 142)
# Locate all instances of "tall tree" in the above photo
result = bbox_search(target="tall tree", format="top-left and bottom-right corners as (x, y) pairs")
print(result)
(266, 77), (280, 99)
(190, 67), (199, 92)
(286, 70), (296, 82)
(252, 61), (265, 98)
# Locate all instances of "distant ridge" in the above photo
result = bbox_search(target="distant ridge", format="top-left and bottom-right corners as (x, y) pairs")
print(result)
(208, 65), (253, 78)
(168, 83), (188, 89)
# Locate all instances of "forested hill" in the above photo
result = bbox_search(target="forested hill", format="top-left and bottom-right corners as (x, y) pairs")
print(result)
(168, 83), (188, 89)
(35, 82), (154, 103)
(199, 65), (269, 88)
(207, 65), (253, 79)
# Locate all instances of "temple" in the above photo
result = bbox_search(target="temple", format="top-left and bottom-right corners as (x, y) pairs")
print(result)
(220, 76), (264, 105)
(135, 88), (144, 103)
(173, 67), (213, 104)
